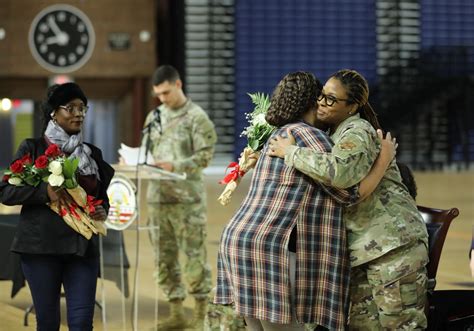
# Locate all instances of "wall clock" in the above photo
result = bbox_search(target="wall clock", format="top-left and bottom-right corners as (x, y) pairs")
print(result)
(28, 4), (95, 73)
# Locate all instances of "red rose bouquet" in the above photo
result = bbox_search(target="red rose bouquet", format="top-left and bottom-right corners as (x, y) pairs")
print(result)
(3, 144), (106, 239)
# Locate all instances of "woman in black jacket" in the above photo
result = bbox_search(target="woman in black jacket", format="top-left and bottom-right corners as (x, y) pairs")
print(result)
(0, 82), (114, 331)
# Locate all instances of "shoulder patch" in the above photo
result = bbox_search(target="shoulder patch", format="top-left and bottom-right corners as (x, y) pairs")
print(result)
(338, 141), (357, 150)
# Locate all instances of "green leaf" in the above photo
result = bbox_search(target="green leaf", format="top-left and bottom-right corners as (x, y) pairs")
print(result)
(247, 92), (271, 114)
(243, 92), (275, 151)
(62, 157), (79, 179)
(249, 139), (259, 150)
(64, 178), (75, 189)
(24, 176), (40, 187)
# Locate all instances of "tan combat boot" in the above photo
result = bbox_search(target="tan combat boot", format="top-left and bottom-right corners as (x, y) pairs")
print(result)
(156, 299), (189, 330)
(191, 297), (208, 331)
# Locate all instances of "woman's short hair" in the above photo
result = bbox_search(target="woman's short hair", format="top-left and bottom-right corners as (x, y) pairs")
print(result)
(40, 82), (87, 134)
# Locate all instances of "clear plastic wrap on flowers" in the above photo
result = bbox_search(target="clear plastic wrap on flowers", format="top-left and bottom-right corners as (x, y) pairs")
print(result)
(48, 186), (107, 239)
(218, 147), (258, 206)
(3, 143), (107, 239)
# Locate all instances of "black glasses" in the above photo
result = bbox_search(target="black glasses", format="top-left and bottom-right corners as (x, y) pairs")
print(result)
(59, 104), (89, 114)
(317, 93), (349, 107)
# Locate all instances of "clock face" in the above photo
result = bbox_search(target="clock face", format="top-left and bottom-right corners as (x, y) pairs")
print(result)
(28, 4), (95, 73)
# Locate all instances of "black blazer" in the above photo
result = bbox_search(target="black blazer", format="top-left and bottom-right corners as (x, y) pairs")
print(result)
(0, 138), (115, 257)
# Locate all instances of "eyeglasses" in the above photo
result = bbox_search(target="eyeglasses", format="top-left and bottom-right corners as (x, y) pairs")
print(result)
(317, 93), (349, 107)
(59, 104), (89, 114)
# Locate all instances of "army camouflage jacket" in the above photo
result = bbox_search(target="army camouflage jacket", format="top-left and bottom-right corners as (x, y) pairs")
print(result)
(284, 114), (428, 267)
(142, 99), (217, 204)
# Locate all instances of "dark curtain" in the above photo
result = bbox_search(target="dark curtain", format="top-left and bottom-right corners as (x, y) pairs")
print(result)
(156, 0), (186, 85)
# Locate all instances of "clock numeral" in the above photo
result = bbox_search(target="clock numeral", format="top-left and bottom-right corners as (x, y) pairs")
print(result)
(77, 22), (85, 33)
(48, 53), (56, 63)
(68, 53), (77, 63)
(36, 34), (45, 43)
(58, 56), (67, 66)
(81, 35), (89, 44)
(57, 12), (66, 22)
(39, 23), (49, 33)
(69, 16), (77, 25)
(39, 44), (48, 54)
(76, 45), (85, 55)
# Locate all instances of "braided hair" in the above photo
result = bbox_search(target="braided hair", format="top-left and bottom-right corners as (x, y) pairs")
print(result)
(265, 71), (322, 127)
(331, 69), (382, 130)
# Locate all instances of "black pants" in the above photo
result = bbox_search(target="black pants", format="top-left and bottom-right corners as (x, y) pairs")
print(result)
(21, 254), (99, 331)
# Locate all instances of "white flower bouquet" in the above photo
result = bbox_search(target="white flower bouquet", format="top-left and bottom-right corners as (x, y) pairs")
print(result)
(218, 92), (275, 206)
(3, 144), (106, 239)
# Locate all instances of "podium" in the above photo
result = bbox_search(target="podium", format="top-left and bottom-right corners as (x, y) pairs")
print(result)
(99, 164), (185, 331)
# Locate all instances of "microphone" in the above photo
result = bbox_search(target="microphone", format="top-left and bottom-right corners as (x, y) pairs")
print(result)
(141, 107), (161, 166)
(141, 107), (161, 134)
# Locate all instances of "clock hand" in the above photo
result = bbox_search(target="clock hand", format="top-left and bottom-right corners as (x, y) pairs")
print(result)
(47, 16), (62, 37)
(45, 36), (60, 45)
(47, 16), (69, 46)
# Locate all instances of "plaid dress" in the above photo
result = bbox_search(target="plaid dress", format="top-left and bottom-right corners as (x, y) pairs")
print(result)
(216, 122), (352, 330)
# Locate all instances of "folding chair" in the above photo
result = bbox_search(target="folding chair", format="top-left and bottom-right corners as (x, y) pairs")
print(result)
(417, 206), (474, 330)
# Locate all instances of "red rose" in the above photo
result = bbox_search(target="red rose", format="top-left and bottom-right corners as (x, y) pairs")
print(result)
(34, 155), (49, 169)
(20, 153), (32, 165)
(10, 159), (24, 174)
(2, 174), (10, 182)
(45, 144), (61, 158)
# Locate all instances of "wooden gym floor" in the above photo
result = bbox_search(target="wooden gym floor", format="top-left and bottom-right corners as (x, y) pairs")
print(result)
(0, 170), (473, 330)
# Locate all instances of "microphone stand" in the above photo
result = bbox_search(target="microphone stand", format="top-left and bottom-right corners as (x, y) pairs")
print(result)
(143, 123), (153, 167)
(130, 107), (160, 331)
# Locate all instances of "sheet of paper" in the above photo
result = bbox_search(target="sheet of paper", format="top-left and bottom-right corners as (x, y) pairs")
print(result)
(118, 143), (155, 165)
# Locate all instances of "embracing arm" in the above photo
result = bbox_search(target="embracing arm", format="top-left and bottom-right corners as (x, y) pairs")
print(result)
(268, 127), (396, 200)
(357, 131), (396, 201)
(286, 128), (375, 188)
(318, 130), (396, 204)
(286, 125), (361, 204)
(270, 123), (378, 189)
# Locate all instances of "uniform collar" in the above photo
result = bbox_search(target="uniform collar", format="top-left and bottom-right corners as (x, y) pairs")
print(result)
(162, 98), (191, 119)
(332, 113), (361, 137)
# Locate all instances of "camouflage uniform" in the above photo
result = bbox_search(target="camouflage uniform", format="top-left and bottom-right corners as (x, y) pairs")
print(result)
(284, 114), (429, 330)
(205, 288), (246, 331)
(143, 99), (217, 301)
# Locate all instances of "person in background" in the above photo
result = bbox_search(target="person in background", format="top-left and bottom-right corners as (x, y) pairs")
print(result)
(268, 69), (428, 330)
(470, 237), (474, 278)
(397, 161), (417, 200)
(142, 65), (217, 330)
(0, 82), (114, 331)
(215, 71), (395, 331)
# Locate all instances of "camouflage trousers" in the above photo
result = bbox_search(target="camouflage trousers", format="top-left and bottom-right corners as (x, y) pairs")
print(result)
(205, 288), (246, 331)
(147, 202), (212, 301)
(349, 241), (429, 330)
